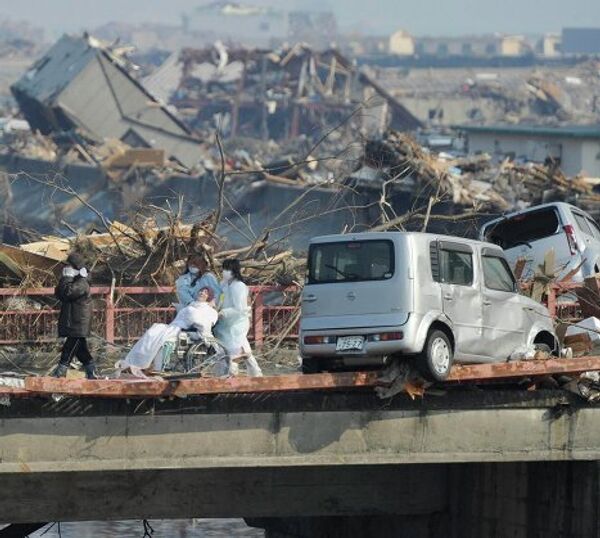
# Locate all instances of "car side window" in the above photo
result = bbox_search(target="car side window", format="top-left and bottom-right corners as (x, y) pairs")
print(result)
(440, 249), (474, 286)
(586, 217), (600, 240)
(573, 212), (592, 236)
(483, 256), (516, 293)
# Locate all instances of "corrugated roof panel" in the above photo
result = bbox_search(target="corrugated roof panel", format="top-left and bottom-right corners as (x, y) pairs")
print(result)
(11, 35), (96, 104)
(58, 58), (125, 138)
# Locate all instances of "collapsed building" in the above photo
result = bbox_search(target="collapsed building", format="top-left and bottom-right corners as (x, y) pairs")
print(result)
(145, 43), (422, 140)
(10, 33), (205, 169)
(371, 63), (600, 127)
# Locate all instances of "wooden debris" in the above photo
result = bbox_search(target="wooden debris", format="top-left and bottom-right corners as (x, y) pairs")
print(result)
(563, 333), (594, 356)
(24, 371), (380, 398)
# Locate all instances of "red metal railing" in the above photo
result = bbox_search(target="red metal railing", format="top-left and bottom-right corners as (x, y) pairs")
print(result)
(0, 286), (300, 347)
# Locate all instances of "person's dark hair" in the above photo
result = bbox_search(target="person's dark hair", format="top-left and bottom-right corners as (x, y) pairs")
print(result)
(198, 286), (215, 302)
(66, 251), (86, 270)
(223, 258), (243, 282)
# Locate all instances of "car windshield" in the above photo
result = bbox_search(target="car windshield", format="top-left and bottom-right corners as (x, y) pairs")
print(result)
(483, 208), (560, 249)
(308, 240), (394, 284)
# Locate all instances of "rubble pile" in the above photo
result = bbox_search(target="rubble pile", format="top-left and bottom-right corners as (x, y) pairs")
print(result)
(0, 207), (305, 289)
(356, 130), (592, 216)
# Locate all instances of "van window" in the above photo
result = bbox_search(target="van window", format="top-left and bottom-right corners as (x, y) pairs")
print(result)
(586, 217), (600, 240)
(572, 212), (592, 236)
(483, 256), (516, 292)
(308, 240), (394, 284)
(440, 249), (473, 286)
(484, 208), (560, 249)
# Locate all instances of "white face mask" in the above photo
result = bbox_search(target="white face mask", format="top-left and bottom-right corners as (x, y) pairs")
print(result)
(222, 269), (233, 281)
(62, 266), (78, 278)
(189, 266), (200, 275)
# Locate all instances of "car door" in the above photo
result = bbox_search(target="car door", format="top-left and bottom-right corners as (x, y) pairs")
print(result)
(435, 240), (484, 360)
(481, 249), (527, 361)
(583, 215), (600, 272)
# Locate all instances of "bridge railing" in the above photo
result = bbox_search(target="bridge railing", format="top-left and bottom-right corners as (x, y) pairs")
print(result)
(0, 285), (300, 348)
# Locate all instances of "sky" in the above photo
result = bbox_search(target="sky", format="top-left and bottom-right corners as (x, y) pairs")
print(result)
(1, 0), (600, 38)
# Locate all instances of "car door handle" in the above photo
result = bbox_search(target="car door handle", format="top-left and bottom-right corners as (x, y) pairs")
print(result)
(303, 294), (317, 302)
(444, 294), (453, 300)
(483, 300), (492, 306)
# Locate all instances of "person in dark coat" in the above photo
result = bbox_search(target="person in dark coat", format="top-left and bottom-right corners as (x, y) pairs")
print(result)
(52, 251), (98, 379)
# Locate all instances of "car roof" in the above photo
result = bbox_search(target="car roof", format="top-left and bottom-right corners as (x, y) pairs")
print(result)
(308, 230), (501, 251)
(483, 202), (588, 227)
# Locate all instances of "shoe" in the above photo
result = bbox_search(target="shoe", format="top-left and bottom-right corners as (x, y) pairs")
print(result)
(84, 363), (99, 380)
(52, 364), (68, 378)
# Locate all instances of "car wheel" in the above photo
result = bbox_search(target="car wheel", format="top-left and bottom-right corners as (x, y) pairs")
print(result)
(534, 343), (552, 355)
(301, 357), (322, 374)
(420, 330), (453, 382)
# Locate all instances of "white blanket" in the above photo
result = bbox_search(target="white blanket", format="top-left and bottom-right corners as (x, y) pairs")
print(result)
(117, 301), (218, 376)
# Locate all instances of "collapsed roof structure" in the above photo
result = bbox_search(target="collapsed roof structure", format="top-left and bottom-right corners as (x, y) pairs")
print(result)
(145, 43), (422, 140)
(11, 34), (204, 169)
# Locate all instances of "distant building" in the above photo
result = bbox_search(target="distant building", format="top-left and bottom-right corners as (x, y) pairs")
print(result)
(562, 28), (600, 55)
(11, 34), (204, 169)
(457, 124), (600, 177)
(389, 30), (415, 56)
(537, 33), (562, 58)
(288, 11), (338, 49)
(413, 35), (528, 58)
(183, 3), (286, 47)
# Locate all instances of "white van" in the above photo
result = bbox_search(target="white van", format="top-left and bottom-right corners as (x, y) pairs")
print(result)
(480, 202), (600, 281)
(300, 231), (558, 380)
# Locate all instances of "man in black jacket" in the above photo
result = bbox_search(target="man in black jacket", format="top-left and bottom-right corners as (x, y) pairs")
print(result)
(52, 252), (98, 379)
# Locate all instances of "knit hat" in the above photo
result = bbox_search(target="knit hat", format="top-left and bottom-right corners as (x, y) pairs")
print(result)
(66, 252), (86, 270)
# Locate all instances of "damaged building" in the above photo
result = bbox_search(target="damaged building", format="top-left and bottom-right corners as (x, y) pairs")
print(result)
(147, 43), (422, 140)
(11, 33), (204, 169)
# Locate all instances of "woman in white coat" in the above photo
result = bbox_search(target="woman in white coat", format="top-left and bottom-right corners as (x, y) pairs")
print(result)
(214, 259), (263, 377)
(117, 287), (218, 377)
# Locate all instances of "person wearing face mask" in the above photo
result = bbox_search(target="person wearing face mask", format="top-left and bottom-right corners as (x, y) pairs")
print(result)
(175, 254), (221, 309)
(214, 258), (263, 377)
(52, 252), (98, 379)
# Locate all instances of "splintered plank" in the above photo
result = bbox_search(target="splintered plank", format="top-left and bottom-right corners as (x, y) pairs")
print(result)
(447, 357), (600, 383)
(24, 372), (380, 398)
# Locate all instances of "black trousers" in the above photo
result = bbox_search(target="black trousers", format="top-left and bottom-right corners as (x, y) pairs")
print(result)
(59, 337), (94, 367)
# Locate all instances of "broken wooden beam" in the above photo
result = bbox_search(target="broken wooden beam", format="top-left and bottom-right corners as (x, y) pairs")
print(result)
(24, 371), (380, 398)
(446, 357), (600, 383)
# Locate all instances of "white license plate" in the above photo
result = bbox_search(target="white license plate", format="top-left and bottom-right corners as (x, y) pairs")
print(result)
(336, 336), (365, 352)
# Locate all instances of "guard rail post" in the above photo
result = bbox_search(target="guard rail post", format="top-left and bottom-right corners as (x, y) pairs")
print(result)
(253, 289), (265, 349)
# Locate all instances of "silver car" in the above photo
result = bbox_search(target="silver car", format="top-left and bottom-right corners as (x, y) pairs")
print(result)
(480, 202), (600, 282)
(300, 231), (558, 381)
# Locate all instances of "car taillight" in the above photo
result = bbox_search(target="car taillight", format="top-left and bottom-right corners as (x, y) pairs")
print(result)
(368, 332), (403, 342)
(380, 332), (403, 341)
(564, 224), (579, 255)
(304, 336), (333, 345)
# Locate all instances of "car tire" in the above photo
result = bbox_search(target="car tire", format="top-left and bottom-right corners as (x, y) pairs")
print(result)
(419, 329), (453, 382)
(301, 357), (322, 374)
(534, 343), (552, 355)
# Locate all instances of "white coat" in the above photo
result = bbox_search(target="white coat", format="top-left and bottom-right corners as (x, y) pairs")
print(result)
(213, 279), (263, 377)
(117, 301), (218, 377)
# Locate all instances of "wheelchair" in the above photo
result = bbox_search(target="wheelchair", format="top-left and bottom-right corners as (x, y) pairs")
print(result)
(160, 329), (228, 377)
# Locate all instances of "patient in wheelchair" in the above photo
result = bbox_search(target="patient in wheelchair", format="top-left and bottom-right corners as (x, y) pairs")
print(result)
(116, 287), (218, 377)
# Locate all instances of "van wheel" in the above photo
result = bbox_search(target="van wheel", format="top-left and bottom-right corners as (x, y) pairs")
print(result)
(534, 343), (552, 355)
(419, 330), (453, 382)
(301, 357), (322, 374)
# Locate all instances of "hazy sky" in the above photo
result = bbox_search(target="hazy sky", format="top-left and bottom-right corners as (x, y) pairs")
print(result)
(1, 0), (599, 37)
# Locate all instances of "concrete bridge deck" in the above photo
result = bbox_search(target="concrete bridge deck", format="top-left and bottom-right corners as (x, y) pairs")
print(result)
(1, 388), (599, 532)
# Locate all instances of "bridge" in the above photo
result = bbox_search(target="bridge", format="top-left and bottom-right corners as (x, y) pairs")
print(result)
(2, 381), (600, 537)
